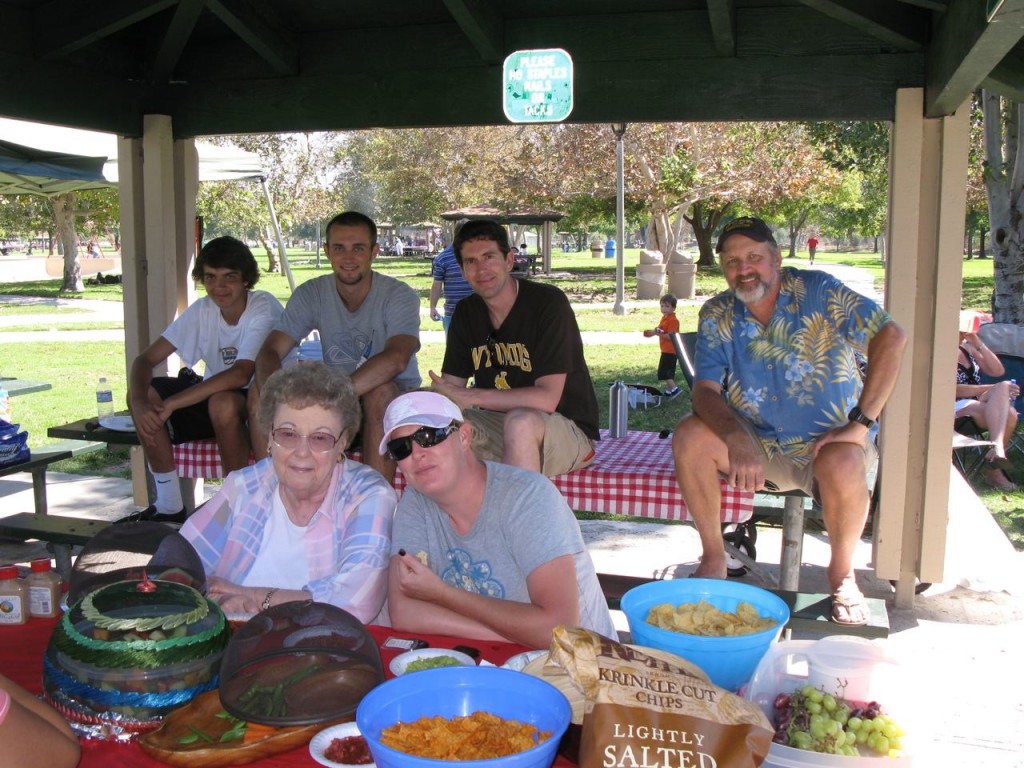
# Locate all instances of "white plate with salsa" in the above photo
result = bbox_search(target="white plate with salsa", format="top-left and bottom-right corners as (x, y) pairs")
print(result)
(310, 721), (375, 768)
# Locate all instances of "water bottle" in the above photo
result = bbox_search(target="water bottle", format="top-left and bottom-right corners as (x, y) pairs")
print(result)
(609, 380), (628, 438)
(96, 376), (114, 421)
(0, 386), (11, 423)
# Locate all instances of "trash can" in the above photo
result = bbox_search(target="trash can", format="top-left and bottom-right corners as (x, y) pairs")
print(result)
(666, 249), (697, 300)
(605, 238), (616, 259)
(591, 239), (604, 259)
(635, 250), (666, 300)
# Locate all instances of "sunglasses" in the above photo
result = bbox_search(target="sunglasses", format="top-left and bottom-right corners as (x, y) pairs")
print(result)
(386, 424), (459, 461)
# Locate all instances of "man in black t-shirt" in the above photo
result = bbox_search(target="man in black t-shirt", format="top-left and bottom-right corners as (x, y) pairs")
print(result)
(431, 220), (599, 476)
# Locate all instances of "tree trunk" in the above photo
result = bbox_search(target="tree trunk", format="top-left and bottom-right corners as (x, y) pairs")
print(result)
(51, 193), (83, 292)
(983, 91), (1024, 323)
(259, 231), (280, 273)
(980, 230), (987, 258)
(965, 229), (973, 259)
(686, 200), (732, 267)
(645, 204), (677, 260)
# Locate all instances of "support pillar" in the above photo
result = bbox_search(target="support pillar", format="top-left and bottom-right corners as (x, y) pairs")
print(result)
(876, 89), (970, 608)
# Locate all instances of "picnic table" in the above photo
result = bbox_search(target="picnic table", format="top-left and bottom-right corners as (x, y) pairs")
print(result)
(1, 377), (52, 396)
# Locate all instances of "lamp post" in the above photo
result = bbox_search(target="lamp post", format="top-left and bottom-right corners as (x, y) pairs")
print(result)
(611, 122), (627, 315)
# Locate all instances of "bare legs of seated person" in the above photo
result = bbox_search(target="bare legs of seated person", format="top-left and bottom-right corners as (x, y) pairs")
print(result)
(957, 379), (1018, 490)
(673, 413), (871, 625)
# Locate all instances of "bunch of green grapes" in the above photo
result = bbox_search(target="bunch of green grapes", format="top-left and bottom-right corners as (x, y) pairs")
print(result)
(772, 685), (905, 757)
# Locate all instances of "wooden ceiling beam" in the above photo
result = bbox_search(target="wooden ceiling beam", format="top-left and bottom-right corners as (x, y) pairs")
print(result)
(442, 0), (505, 64)
(706, 0), (735, 57)
(896, 0), (947, 10)
(983, 47), (1024, 103)
(926, 0), (1024, 116)
(160, 52), (919, 137)
(207, 0), (297, 75)
(795, 0), (926, 50)
(40, 0), (177, 59)
(148, 0), (207, 84)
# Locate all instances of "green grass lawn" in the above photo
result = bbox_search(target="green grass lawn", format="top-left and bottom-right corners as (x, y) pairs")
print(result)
(1, 248), (1020, 549)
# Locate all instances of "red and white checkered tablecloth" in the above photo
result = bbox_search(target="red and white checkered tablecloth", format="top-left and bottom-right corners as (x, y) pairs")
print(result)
(553, 429), (752, 522)
(172, 429), (753, 524)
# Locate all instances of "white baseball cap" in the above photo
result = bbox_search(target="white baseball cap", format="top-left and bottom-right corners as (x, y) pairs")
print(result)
(378, 391), (464, 455)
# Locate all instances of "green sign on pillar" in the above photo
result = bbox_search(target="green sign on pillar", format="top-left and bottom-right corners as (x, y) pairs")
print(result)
(503, 48), (574, 123)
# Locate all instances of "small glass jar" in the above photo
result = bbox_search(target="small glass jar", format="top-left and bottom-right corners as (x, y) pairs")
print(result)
(27, 558), (61, 618)
(0, 564), (28, 625)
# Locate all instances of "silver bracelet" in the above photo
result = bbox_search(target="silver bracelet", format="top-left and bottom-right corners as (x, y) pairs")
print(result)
(261, 587), (279, 612)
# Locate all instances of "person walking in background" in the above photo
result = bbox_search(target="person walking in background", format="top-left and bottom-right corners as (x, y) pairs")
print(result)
(429, 220), (473, 334)
(643, 293), (681, 398)
(808, 235), (819, 265)
(672, 216), (906, 626)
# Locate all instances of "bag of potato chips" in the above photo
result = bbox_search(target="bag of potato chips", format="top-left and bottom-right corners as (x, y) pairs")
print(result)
(547, 626), (773, 768)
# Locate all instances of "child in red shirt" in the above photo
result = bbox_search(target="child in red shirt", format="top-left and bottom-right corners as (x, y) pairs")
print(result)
(643, 294), (681, 398)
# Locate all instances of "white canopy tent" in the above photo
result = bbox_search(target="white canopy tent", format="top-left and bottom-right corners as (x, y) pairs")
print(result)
(0, 117), (294, 291)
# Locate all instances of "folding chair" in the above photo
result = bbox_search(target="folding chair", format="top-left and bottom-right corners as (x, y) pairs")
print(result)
(952, 416), (997, 482)
(669, 331), (697, 391)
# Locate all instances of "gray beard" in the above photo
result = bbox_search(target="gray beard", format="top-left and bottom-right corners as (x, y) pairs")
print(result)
(734, 280), (768, 305)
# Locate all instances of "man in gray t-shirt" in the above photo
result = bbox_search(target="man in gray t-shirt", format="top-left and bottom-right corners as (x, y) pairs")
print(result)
(254, 211), (420, 482)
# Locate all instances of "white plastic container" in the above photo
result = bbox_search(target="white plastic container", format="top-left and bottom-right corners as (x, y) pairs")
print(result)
(743, 636), (915, 768)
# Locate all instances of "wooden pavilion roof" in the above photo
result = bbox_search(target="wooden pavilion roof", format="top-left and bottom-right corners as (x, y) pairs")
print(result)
(0, 1), (1021, 137)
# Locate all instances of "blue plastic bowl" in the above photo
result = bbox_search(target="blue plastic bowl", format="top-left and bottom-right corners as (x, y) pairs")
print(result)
(356, 666), (571, 768)
(620, 578), (790, 692)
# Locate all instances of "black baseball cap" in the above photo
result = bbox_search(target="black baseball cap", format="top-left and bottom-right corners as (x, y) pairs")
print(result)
(715, 217), (776, 253)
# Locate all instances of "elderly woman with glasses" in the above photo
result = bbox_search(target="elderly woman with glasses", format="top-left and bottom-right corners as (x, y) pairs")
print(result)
(380, 391), (615, 648)
(181, 362), (396, 622)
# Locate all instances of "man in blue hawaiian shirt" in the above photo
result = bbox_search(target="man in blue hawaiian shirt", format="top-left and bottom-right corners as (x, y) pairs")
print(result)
(672, 217), (906, 625)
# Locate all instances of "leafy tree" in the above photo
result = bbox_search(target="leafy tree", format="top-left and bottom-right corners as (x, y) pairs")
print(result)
(804, 121), (890, 257)
(200, 133), (347, 272)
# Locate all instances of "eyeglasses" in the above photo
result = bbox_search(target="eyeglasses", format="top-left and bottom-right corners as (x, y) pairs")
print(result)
(386, 424), (459, 461)
(271, 427), (341, 453)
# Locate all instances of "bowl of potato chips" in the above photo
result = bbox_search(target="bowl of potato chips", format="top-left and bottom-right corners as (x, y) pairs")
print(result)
(356, 666), (570, 768)
(620, 578), (789, 692)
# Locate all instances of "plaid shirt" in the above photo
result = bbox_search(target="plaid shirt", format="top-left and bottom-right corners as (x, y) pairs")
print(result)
(181, 457), (396, 622)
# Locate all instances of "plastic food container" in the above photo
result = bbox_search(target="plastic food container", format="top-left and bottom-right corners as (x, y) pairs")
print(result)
(619, 578), (789, 691)
(356, 666), (570, 768)
(743, 636), (914, 767)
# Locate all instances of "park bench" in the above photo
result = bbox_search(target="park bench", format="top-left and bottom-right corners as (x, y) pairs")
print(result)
(0, 439), (108, 577)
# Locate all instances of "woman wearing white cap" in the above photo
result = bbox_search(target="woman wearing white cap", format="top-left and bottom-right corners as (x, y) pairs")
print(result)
(380, 391), (615, 648)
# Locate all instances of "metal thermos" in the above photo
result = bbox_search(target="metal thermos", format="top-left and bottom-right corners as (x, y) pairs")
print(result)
(609, 380), (628, 438)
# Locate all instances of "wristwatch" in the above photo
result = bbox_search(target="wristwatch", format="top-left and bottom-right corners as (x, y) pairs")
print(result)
(848, 405), (876, 429)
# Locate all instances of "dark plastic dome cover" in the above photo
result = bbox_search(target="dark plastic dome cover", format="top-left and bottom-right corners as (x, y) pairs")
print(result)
(219, 600), (384, 726)
(69, 521), (205, 605)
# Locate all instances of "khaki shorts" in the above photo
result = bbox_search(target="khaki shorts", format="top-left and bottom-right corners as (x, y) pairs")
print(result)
(733, 415), (877, 501)
(462, 408), (596, 477)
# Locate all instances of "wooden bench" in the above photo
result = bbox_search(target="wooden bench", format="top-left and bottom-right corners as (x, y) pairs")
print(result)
(0, 441), (108, 577)
(596, 572), (889, 639)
